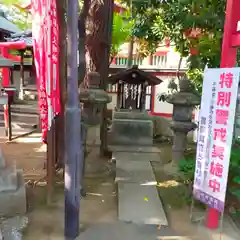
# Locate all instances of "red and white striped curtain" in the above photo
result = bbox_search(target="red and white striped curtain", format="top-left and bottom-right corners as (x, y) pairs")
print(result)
(31, 0), (61, 143)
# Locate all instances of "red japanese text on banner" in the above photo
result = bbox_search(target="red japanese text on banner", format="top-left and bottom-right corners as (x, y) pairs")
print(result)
(193, 68), (240, 212)
(31, 0), (60, 143)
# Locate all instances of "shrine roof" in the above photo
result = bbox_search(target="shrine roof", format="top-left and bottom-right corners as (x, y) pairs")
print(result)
(0, 54), (14, 67)
(5, 30), (32, 48)
(108, 65), (163, 85)
(0, 10), (21, 34)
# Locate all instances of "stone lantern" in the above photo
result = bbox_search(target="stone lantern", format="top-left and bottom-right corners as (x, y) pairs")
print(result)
(80, 72), (112, 125)
(166, 75), (200, 171)
(79, 72), (111, 195)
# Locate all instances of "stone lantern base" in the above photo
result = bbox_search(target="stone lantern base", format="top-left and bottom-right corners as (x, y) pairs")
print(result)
(0, 150), (26, 217)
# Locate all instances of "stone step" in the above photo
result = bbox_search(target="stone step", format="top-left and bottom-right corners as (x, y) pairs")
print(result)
(118, 182), (168, 226)
(0, 103), (38, 115)
(0, 112), (39, 124)
(113, 151), (160, 162)
(0, 120), (38, 130)
(109, 145), (161, 153)
(113, 110), (153, 120)
(79, 222), (183, 240)
(115, 160), (156, 184)
(116, 152), (168, 226)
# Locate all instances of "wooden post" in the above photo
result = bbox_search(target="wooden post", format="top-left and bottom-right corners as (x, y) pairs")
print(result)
(19, 50), (25, 100)
(7, 103), (12, 141)
(46, 122), (55, 205)
(120, 83), (123, 109)
(117, 81), (121, 109)
(99, 0), (114, 157)
(56, 0), (67, 169)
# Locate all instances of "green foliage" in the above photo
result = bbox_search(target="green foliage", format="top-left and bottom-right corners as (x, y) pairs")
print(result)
(178, 148), (240, 190)
(111, 11), (134, 58)
(228, 148), (240, 202)
(128, 0), (227, 92)
(0, 2), (31, 30)
(178, 157), (195, 182)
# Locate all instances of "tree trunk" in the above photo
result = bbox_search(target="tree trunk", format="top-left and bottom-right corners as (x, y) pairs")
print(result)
(86, 0), (114, 156)
(56, 0), (67, 168)
(78, 0), (90, 87)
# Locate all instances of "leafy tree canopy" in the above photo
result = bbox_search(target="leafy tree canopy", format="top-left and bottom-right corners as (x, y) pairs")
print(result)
(0, 0), (31, 30)
(111, 10), (134, 59)
(121, 0), (227, 92)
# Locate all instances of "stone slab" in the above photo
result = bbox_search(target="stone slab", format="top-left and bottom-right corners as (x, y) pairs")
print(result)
(79, 222), (183, 240)
(110, 119), (153, 146)
(0, 168), (17, 192)
(109, 145), (161, 153)
(0, 149), (5, 168)
(113, 151), (160, 162)
(116, 160), (156, 184)
(118, 182), (168, 226)
(0, 171), (26, 217)
(113, 111), (152, 120)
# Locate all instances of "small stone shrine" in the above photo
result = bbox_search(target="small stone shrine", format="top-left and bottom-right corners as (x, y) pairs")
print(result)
(166, 75), (200, 169)
(108, 65), (162, 146)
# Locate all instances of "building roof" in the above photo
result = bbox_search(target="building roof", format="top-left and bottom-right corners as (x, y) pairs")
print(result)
(0, 10), (21, 34)
(108, 65), (163, 85)
(5, 30), (32, 48)
(0, 54), (14, 67)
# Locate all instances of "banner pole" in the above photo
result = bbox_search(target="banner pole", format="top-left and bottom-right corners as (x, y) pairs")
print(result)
(64, 0), (82, 238)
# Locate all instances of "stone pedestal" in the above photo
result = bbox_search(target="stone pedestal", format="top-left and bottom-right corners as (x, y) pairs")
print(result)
(109, 110), (153, 146)
(165, 76), (200, 173)
(79, 72), (112, 193)
(0, 149), (26, 217)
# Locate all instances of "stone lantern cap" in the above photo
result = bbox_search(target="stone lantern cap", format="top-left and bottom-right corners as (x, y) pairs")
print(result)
(79, 72), (112, 104)
(166, 75), (200, 106)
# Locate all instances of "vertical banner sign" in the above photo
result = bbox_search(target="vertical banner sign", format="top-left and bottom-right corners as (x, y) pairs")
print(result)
(31, 0), (60, 143)
(193, 68), (240, 212)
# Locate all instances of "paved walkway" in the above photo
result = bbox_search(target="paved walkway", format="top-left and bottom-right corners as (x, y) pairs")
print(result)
(116, 157), (168, 226)
(79, 222), (186, 240)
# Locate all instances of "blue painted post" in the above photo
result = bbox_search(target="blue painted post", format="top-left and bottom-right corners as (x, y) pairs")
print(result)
(65, 0), (82, 239)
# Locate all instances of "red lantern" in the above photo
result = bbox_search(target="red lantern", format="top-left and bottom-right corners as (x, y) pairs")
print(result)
(190, 47), (198, 56)
(165, 38), (170, 48)
(184, 28), (202, 39)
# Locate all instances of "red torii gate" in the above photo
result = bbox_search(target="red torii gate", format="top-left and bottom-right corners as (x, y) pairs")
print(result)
(207, 0), (240, 229)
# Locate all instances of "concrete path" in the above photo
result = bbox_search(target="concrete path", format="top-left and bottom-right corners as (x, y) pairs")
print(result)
(115, 150), (168, 226)
(79, 222), (186, 240)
